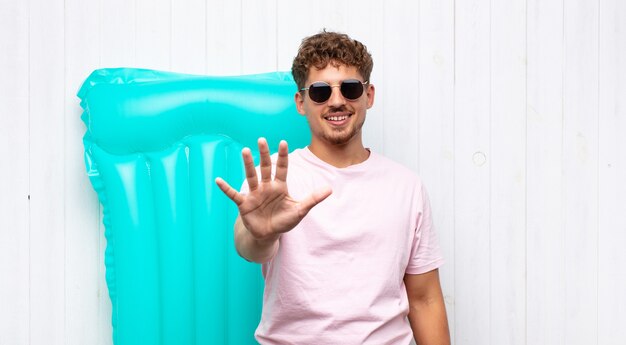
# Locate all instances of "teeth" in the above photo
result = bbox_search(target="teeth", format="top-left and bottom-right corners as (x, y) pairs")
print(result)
(327, 115), (348, 121)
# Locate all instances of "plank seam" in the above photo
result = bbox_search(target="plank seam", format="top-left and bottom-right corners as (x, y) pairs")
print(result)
(524, 0), (529, 343)
(27, 0), (32, 343)
(596, 0), (600, 342)
(452, 0), (457, 342)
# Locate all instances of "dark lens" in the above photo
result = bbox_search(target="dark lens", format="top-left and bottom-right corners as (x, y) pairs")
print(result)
(340, 80), (364, 100)
(308, 82), (332, 103)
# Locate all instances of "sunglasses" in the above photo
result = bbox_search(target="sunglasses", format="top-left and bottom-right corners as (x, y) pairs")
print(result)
(300, 79), (369, 104)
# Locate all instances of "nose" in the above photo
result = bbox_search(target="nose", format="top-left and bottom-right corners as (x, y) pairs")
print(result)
(327, 85), (346, 107)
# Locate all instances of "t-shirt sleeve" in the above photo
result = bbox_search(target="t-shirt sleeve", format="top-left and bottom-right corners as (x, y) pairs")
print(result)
(405, 183), (445, 275)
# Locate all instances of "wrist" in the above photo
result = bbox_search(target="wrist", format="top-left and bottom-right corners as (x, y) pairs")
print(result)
(252, 232), (281, 246)
(247, 231), (280, 264)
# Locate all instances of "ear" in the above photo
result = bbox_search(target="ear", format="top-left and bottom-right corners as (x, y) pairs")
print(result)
(365, 84), (375, 109)
(295, 91), (306, 115)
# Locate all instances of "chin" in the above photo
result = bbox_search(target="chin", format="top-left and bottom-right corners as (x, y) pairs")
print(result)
(322, 131), (358, 146)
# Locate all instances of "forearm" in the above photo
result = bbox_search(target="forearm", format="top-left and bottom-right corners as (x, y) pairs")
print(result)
(407, 293), (450, 345)
(234, 216), (280, 263)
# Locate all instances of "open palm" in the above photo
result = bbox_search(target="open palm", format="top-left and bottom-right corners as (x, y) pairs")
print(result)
(215, 138), (332, 241)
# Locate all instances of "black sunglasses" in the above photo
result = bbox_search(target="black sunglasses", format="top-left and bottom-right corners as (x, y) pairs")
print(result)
(300, 79), (369, 104)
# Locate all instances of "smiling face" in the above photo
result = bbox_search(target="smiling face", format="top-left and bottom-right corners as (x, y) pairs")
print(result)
(295, 63), (375, 150)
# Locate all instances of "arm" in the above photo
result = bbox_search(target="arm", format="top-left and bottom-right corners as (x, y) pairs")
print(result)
(233, 215), (280, 263)
(404, 269), (450, 345)
(216, 138), (332, 263)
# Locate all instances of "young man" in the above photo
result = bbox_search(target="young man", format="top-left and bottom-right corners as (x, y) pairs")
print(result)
(215, 31), (450, 345)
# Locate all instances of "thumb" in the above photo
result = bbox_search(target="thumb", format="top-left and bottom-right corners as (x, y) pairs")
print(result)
(297, 185), (332, 217)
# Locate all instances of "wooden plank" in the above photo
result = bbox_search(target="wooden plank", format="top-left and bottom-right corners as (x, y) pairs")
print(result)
(415, 0), (455, 342)
(526, 0), (566, 343)
(0, 1), (30, 344)
(276, 1), (346, 71)
(288, 0), (350, 37)
(314, 0), (349, 33)
(28, 0), (66, 344)
(276, 1), (308, 71)
(563, 1), (599, 344)
(206, 0), (241, 75)
(276, 0), (351, 72)
(100, 0), (135, 67)
(489, 0), (527, 344)
(276, 0), (353, 69)
(382, 1), (418, 171)
(241, 0), (277, 74)
(136, 0), (171, 70)
(598, 1), (626, 344)
(63, 0), (103, 344)
(171, 0), (206, 74)
(453, 0), (491, 343)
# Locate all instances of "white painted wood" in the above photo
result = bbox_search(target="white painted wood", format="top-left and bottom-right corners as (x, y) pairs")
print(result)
(489, 0), (527, 344)
(0, 1), (30, 344)
(315, 0), (349, 34)
(454, 0), (492, 343)
(100, 0), (136, 67)
(206, 0), (241, 75)
(598, 1), (626, 344)
(526, 0), (566, 344)
(288, 0), (350, 37)
(135, 0), (171, 70)
(276, 0), (316, 71)
(415, 1), (456, 343)
(171, 0), (206, 74)
(64, 0), (103, 344)
(563, 1), (599, 344)
(382, 1), (419, 172)
(275, 0), (351, 72)
(28, 0), (66, 344)
(241, 0), (277, 74)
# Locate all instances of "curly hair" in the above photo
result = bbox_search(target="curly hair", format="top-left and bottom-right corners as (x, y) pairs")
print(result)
(291, 30), (373, 90)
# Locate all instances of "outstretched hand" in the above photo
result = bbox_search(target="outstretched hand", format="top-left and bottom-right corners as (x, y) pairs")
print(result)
(215, 138), (332, 242)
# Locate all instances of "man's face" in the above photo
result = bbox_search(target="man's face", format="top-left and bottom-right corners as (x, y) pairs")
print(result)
(295, 63), (375, 147)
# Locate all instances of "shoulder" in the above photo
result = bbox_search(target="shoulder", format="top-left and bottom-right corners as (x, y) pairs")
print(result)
(265, 147), (305, 166)
(371, 152), (424, 187)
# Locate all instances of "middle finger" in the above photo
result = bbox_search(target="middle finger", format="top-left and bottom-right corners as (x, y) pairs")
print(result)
(258, 137), (272, 183)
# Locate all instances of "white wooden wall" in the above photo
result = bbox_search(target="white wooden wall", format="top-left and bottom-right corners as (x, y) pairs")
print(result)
(1, 0), (624, 344)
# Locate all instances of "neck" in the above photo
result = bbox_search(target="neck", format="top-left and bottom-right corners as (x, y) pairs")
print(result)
(308, 136), (370, 168)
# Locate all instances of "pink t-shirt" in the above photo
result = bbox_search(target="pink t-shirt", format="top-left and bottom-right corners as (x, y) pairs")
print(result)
(242, 147), (444, 345)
